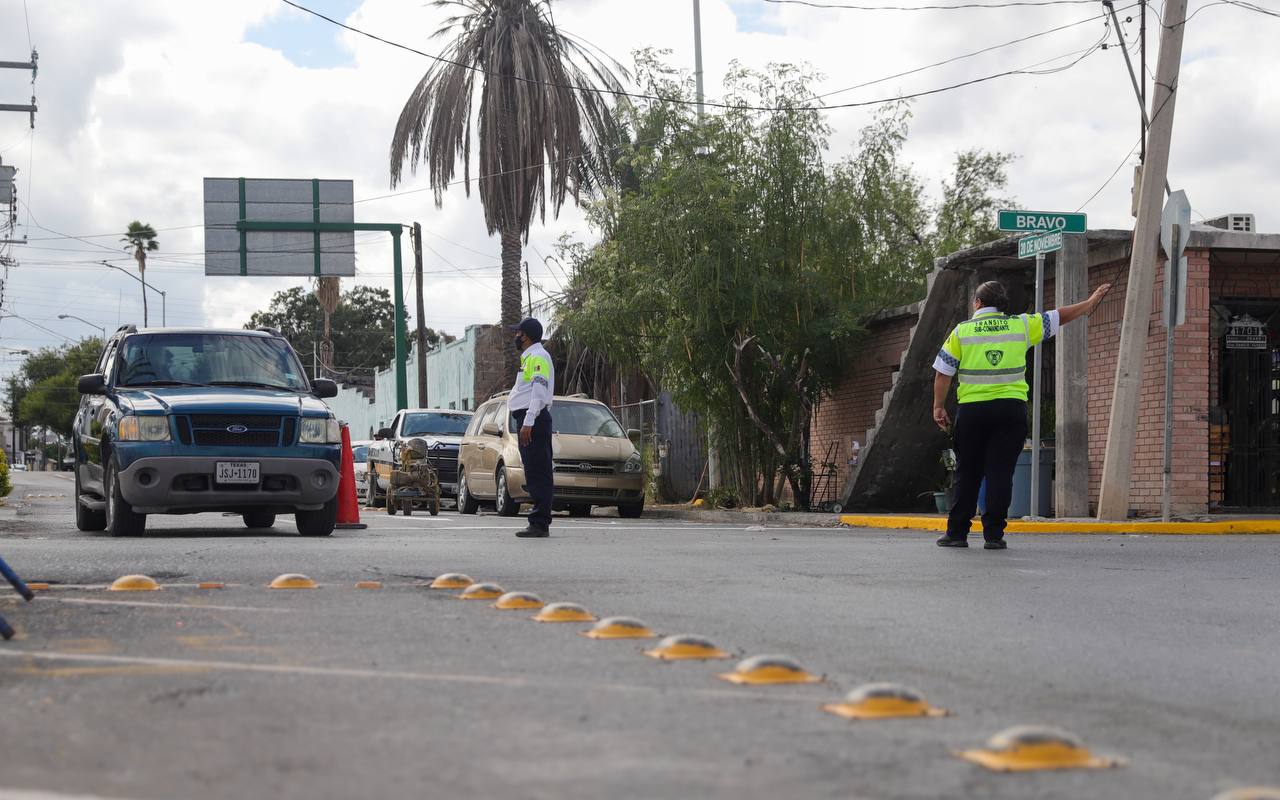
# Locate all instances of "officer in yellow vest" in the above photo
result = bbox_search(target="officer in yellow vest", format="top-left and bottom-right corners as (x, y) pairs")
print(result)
(932, 279), (1111, 549)
(509, 318), (555, 538)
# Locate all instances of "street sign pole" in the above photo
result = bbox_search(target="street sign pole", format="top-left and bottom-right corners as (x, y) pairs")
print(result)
(237, 220), (410, 411)
(1162, 222), (1182, 522)
(1031, 251), (1045, 518)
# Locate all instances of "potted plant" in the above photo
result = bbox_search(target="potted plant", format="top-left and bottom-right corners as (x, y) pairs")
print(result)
(934, 447), (957, 514)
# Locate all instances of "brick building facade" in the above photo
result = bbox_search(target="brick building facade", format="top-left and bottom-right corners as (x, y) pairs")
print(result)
(814, 227), (1280, 516)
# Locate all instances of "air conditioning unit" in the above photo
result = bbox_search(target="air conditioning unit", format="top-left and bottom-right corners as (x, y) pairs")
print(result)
(1203, 214), (1255, 233)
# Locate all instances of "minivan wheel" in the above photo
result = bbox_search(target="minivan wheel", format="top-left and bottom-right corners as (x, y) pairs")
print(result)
(74, 469), (106, 532)
(296, 497), (337, 536)
(495, 467), (519, 517)
(104, 458), (146, 537)
(457, 471), (479, 515)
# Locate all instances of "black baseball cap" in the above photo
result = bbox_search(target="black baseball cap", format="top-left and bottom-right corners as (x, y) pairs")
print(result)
(509, 317), (543, 342)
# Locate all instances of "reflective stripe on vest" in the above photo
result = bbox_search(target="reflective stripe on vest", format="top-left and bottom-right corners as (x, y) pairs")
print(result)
(955, 313), (1030, 403)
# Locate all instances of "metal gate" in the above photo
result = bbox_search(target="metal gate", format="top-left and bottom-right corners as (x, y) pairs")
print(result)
(1223, 311), (1280, 508)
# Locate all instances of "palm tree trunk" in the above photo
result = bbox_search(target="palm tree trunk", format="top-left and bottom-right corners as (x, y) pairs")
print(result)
(136, 250), (149, 327)
(500, 228), (523, 377)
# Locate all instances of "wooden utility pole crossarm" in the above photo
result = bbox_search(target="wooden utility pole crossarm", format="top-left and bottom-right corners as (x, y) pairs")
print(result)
(1096, 0), (1189, 520)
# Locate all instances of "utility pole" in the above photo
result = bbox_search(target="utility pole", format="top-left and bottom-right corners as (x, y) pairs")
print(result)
(692, 0), (719, 492)
(0, 49), (37, 129)
(524, 261), (533, 317)
(412, 222), (427, 408)
(1097, 0), (1188, 521)
(1140, 0), (1147, 163)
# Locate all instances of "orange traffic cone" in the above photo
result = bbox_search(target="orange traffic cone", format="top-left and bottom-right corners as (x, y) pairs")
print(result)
(336, 422), (367, 530)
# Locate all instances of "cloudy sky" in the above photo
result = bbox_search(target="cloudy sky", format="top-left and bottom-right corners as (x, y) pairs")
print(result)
(0, 0), (1275, 382)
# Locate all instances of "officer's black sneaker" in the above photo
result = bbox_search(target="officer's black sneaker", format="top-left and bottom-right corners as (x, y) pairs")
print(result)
(935, 534), (969, 548)
(515, 525), (550, 538)
(983, 539), (1008, 550)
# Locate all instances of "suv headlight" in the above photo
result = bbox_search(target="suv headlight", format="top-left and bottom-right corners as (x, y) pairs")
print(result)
(117, 415), (171, 442)
(300, 417), (341, 444)
(622, 452), (643, 473)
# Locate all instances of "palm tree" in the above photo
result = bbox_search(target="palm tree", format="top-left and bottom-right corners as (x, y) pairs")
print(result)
(389, 0), (624, 374)
(121, 221), (159, 327)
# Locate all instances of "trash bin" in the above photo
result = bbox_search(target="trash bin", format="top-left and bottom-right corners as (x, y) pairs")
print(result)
(1009, 444), (1053, 518)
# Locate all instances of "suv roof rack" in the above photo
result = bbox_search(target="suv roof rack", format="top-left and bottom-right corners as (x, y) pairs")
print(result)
(114, 324), (137, 335)
(488, 390), (510, 400)
(254, 326), (283, 337)
(567, 392), (589, 399)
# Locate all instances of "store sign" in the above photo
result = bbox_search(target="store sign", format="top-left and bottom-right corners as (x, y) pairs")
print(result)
(1226, 315), (1268, 350)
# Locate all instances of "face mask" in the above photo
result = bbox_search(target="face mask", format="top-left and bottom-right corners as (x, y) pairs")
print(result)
(513, 334), (524, 352)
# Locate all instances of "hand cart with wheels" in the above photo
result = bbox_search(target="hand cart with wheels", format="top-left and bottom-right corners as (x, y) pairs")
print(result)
(385, 437), (442, 517)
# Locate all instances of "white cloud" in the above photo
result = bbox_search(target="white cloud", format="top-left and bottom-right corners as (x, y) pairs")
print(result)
(0, 0), (1277, 372)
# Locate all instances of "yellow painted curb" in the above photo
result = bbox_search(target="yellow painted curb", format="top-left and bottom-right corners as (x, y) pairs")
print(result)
(839, 515), (1280, 535)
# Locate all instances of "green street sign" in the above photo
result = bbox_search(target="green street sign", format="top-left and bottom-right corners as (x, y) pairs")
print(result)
(1018, 231), (1064, 259)
(998, 209), (1087, 234)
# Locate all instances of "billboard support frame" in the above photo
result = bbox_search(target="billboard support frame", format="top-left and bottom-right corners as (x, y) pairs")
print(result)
(236, 219), (409, 411)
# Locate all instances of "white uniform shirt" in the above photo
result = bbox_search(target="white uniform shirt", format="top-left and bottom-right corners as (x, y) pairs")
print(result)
(508, 341), (554, 426)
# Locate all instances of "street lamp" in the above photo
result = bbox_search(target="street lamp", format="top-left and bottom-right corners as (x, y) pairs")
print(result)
(57, 314), (106, 338)
(100, 260), (166, 327)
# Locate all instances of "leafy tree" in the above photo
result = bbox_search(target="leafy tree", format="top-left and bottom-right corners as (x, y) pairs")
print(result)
(14, 338), (104, 440)
(560, 54), (1015, 508)
(933, 149), (1015, 257)
(122, 221), (159, 327)
(245, 285), (453, 378)
(388, 0), (625, 376)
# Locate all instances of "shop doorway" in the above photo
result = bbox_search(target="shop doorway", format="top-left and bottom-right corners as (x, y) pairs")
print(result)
(1219, 302), (1280, 509)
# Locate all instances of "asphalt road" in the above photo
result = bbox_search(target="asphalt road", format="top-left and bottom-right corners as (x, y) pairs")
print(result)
(0, 469), (1277, 800)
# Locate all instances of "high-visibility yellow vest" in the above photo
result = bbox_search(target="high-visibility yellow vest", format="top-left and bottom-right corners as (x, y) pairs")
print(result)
(939, 312), (1048, 403)
(520, 351), (552, 387)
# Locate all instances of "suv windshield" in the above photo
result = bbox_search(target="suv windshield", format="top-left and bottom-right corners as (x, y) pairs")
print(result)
(403, 412), (471, 436)
(117, 333), (311, 391)
(545, 402), (626, 438)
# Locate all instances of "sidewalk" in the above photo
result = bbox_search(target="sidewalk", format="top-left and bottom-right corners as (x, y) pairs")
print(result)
(645, 505), (1280, 534)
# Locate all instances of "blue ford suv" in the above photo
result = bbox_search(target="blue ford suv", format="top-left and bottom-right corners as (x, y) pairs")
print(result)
(73, 326), (343, 537)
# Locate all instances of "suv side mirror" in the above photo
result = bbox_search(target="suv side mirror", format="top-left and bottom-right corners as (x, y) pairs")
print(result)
(627, 428), (641, 444)
(481, 421), (501, 437)
(311, 378), (338, 398)
(77, 374), (107, 395)
(375, 427), (394, 441)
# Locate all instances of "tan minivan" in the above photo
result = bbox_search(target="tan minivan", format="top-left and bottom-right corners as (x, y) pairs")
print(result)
(456, 393), (645, 518)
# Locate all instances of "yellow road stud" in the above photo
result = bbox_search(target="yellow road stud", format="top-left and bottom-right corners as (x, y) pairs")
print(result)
(458, 582), (504, 600)
(956, 725), (1123, 772)
(822, 682), (948, 720)
(355, 581), (383, 589)
(268, 574), (318, 590)
(1213, 790), (1280, 800)
(532, 602), (596, 623)
(581, 616), (657, 639)
(430, 573), (474, 589)
(493, 591), (543, 610)
(108, 575), (161, 592)
(197, 582), (225, 590)
(645, 634), (730, 661)
(718, 655), (821, 685)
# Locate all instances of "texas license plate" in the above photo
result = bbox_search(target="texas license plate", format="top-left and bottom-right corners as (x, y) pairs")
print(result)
(216, 462), (260, 484)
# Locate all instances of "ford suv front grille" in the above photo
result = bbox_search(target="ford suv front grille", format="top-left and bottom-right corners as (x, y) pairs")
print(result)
(181, 415), (287, 447)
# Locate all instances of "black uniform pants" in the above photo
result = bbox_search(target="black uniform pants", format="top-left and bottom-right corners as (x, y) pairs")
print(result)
(513, 408), (553, 531)
(947, 398), (1027, 540)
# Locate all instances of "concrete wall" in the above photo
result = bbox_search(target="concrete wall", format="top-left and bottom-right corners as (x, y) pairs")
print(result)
(328, 324), (504, 438)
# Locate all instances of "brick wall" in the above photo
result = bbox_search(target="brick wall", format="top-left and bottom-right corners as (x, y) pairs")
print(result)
(810, 313), (918, 496)
(1084, 249), (1211, 515)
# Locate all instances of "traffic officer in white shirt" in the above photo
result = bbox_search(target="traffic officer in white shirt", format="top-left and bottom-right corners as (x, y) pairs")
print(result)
(508, 318), (555, 538)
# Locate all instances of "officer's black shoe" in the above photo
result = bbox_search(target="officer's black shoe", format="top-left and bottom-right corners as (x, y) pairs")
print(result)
(983, 539), (1008, 550)
(935, 534), (969, 548)
(515, 525), (550, 538)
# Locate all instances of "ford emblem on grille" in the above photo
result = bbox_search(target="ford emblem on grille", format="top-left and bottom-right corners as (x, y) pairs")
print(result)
(578, 462), (594, 473)
(227, 424), (249, 434)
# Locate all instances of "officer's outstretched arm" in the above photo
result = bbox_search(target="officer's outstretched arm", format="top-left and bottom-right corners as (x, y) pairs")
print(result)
(1057, 282), (1113, 326)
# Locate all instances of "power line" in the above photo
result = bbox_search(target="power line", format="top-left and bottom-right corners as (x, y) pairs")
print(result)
(278, 0), (1120, 113)
(763, 0), (1097, 9)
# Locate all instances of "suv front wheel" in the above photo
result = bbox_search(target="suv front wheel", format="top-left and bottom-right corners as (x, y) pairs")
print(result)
(296, 497), (337, 536)
(457, 470), (479, 515)
(104, 457), (146, 537)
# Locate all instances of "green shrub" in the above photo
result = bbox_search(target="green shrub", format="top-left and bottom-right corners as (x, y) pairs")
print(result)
(0, 448), (11, 499)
